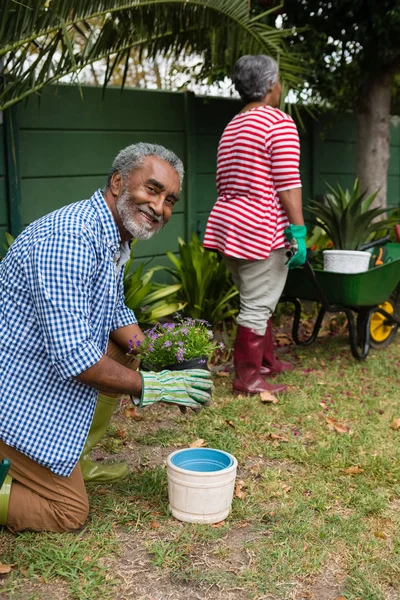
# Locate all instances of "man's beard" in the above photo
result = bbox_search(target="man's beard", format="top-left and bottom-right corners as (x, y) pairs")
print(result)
(116, 188), (164, 240)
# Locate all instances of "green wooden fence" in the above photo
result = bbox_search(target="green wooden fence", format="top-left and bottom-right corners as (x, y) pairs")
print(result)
(0, 85), (399, 263)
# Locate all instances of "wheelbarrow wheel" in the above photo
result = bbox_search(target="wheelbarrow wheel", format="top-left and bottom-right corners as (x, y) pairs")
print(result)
(370, 291), (399, 349)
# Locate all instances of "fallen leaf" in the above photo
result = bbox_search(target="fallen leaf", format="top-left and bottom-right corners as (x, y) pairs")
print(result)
(281, 484), (291, 494)
(150, 521), (160, 529)
(334, 423), (350, 434)
(343, 466), (364, 475)
(260, 390), (279, 404)
(19, 568), (29, 578)
(390, 418), (400, 430)
(275, 333), (292, 346)
(325, 417), (350, 433)
(189, 439), (207, 448)
(235, 480), (247, 500)
(268, 432), (289, 442)
(0, 564), (11, 575)
(235, 521), (250, 529)
(225, 420), (236, 429)
(97, 488), (107, 495)
(122, 406), (142, 421)
(216, 371), (229, 378)
(335, 597), (347, 600)
(374, 530), (388, 539)
(114, 428), (126, 439)
(211, 520), (226, 528)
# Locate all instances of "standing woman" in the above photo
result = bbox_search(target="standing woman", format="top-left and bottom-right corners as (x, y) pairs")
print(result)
(203, 55), (307, 396)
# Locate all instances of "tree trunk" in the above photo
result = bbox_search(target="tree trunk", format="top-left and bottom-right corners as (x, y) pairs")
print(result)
(355, 69), (394, 211)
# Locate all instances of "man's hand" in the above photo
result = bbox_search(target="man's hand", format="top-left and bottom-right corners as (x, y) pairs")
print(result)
(137, 369), (212, 412)
(284, 224), (307, 269)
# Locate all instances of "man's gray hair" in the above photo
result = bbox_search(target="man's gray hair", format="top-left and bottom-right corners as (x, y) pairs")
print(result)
(106, 142), (184, 189)
(232, 55), (279, 102)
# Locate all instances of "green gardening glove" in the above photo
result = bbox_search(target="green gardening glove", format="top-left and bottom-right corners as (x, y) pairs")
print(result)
(284, 224), (307, 269)
(136, 369), (212, 412)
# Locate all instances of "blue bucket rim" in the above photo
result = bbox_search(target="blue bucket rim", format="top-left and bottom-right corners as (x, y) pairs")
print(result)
(167, 447), (237, 474)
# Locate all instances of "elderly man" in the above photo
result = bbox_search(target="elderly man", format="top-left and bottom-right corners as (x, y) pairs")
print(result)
(0, 142), (212, 533)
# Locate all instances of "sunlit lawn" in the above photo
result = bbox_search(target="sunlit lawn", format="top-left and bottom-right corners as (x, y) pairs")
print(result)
(1, 329), (399, 600)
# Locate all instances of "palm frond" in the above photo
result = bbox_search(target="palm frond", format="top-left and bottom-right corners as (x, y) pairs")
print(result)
(0, 0), (305, 110)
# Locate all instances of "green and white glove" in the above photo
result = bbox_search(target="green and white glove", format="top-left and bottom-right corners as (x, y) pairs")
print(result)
(284, 224), (307, 269)
(135, 369), (212, 412)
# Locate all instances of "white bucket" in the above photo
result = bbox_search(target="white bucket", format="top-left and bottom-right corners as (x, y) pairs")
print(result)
(166, 448), (238, 524)
(323, 249), (371, 274)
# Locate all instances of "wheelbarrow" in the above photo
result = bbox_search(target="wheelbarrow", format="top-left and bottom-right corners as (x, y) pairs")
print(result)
(280, 238), (400, 360)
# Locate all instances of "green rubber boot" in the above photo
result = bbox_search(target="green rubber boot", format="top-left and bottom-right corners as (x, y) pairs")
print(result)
(0, 475), (12, 526)
(80, 394), (129, 483)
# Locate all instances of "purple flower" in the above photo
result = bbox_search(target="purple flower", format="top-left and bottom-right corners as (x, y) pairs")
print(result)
(176, 348), (185, 362)
(163, 340), (172, 348)
(181, 328), (189, 335)
(218, 342), (225, 350)
(197, 319), (211, 327)
(177, 341), (184, 347)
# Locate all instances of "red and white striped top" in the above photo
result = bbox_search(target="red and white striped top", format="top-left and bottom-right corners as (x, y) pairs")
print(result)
(203, 105), (302, 260)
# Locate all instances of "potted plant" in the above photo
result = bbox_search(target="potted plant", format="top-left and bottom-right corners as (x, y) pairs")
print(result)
(128, 318), (224, 372)
(307, 180), (393, 274)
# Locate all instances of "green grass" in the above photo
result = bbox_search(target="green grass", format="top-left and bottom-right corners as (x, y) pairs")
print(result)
(1, 331), (399, 599)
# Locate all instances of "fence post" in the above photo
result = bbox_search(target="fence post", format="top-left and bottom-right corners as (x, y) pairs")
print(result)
(183, 91), (197, 242)
(4, 106), (22, 237)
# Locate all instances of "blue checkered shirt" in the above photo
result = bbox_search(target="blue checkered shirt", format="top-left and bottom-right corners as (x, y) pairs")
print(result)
(0, 190), (137, 476)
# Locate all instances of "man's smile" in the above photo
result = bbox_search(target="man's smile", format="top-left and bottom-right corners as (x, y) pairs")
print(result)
(138, 208), (161, 224)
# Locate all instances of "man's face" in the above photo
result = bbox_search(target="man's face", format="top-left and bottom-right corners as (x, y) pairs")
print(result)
(115, 156), (180, 241)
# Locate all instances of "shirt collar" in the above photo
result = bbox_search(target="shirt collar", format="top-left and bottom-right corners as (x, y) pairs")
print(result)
(91, 189), (122, 255)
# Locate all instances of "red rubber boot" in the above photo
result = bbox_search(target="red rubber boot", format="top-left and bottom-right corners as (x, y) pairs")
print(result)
(260, 320), (294, 377)
(233, 325), (287, 395)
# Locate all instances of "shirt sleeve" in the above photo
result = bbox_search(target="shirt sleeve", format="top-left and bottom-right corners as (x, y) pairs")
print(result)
(110, 267), (138, 331)
(265, 116), (302, 192)
(26, 231), (103, 380)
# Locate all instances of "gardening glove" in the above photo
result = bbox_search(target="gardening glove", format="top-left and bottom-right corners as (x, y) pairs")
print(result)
(284, 224), (307, 269)
(134, 369), (212, 412)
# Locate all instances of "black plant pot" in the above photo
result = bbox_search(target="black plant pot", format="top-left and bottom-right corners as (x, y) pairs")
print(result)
(141, 355), (209, 372)
(163, 355), (209, 372)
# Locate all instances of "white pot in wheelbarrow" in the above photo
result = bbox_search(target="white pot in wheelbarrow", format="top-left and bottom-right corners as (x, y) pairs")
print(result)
(323, 249), (371, 274)
(167, 448), (238, 524)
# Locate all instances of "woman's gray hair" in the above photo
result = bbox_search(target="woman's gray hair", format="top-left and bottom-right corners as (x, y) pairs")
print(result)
(232, 55), (279, 102)
(106, 142), (184, 190)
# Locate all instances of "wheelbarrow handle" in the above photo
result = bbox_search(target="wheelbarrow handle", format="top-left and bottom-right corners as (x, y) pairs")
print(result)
(303, 260), (332, 309)
(360, 234), (391, 251)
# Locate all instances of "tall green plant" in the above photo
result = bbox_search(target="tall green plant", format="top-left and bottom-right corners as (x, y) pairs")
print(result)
(161, 234), (238, 327)
(123, 242), (184, 325)
(307, 180), (394, 251)
(0, 233), (14, 260)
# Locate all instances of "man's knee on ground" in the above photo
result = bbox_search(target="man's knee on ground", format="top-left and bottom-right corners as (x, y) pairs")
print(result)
(52, 493), (90, 532)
